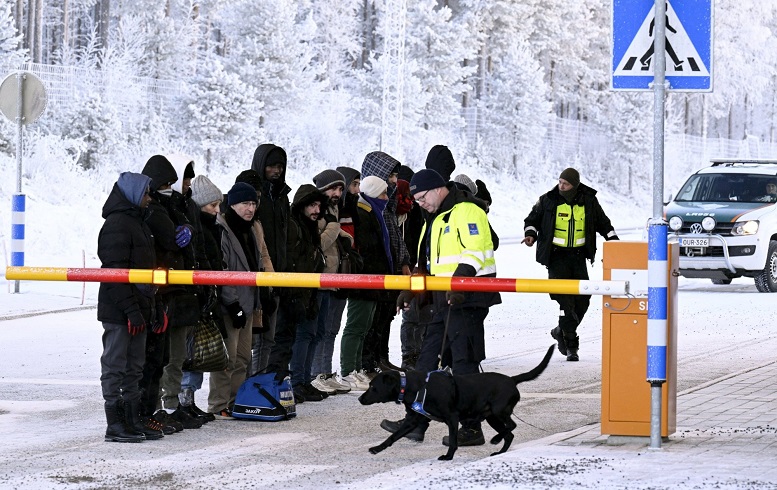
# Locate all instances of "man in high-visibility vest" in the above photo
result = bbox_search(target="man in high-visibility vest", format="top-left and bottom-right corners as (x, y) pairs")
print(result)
(522, 168), (618, 361)
(385, 168), (501, 448)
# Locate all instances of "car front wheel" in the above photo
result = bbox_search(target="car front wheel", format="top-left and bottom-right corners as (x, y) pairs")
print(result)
(754, 240), (777, 292)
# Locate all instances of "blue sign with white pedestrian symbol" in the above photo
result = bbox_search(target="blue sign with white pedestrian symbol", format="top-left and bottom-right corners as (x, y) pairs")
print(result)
(612, 0), (712, 91)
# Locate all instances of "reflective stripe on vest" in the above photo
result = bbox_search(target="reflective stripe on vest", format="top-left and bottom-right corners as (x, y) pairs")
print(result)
(553, 203), (586, 247)
(420, 202), (497, 277)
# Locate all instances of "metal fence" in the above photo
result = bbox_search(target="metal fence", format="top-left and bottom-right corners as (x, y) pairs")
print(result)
(0, 62), (182, 115)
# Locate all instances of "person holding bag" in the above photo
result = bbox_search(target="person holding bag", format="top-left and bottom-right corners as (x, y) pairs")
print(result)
(208, 183), (265, 419)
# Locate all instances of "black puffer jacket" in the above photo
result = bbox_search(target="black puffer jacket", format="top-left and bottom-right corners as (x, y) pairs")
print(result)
(523, 183), (617, 267)
(283, 185), (326, 309)
(251, 144), (291, 272)
(97, 183), (156, 324)
(350, 196), (392, 301)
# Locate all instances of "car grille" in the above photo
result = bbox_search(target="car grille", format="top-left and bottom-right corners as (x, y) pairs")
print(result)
(679, 222), (735, 235)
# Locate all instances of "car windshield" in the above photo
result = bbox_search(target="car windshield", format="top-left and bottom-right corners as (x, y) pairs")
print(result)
(675, 173), (777, 203)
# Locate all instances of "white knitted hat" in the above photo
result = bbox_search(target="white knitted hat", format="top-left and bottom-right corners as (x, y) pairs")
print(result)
(360, 175), (388, 198)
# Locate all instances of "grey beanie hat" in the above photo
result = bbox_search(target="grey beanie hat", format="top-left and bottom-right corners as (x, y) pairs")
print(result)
(190, 175), (223, 207)
(313, 169), (346, 191)
(453, 174), (477, 194)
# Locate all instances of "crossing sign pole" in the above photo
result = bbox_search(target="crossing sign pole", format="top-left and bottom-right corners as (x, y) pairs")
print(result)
(611, 0), (714, 451)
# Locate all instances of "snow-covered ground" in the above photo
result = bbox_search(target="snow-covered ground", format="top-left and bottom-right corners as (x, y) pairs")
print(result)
(3, 167), (777, 488)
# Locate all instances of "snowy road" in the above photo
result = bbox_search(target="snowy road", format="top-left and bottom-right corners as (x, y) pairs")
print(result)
(1, 238), (776, 489)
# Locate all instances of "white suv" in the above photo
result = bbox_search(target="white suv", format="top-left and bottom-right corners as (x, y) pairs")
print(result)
(664, 159), (777, 292)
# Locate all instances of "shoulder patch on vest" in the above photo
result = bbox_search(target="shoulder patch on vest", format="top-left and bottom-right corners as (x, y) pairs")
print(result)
(468, 223), (479, 235)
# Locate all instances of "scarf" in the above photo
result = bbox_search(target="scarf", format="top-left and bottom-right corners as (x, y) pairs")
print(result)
(361, 194), (393, 274)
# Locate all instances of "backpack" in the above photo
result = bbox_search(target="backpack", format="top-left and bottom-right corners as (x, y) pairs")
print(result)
(232, 372), (296, 421)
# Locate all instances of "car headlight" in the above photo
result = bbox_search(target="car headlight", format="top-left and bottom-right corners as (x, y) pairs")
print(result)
(731, 220), (759, 236)
(701, 216), (716, 231)
(668, 216), (683, 231)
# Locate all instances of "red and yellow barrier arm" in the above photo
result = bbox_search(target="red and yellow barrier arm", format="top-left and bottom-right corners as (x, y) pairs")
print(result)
(5, 267), (628, 295)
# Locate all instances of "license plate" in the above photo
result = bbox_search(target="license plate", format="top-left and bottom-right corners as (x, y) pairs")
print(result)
(680, 237), (709, 247)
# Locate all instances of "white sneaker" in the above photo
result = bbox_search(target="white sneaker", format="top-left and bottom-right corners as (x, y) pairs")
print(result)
(343, 371), (370, 391)
(354, 369), (374, 384)
(323, 373), (351, 394)
(310, 374), (337, 395)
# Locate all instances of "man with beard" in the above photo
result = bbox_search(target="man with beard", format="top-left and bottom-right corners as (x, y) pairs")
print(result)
(266, 184), (328, 403)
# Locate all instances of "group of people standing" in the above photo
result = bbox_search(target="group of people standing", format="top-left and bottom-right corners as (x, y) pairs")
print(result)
(96, 141), (617, 448)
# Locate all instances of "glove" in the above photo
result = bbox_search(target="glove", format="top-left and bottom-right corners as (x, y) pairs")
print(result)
(323, 213), (337, 224)
(288, 297), (306, 325)
(396, 290), (415, 311)
(226, 302), (246, 329)
(259, 287), (277, 317)
(200, 286), (218, 315)
(151, 307), (169, 334)
(606, 234), (620, 241)
(446, 291), (466, 305)
(126, 310), (146, 336)
(175, 224), (193, 248)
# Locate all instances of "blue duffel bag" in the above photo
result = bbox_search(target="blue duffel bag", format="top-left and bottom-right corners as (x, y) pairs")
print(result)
(232, 372), (296, 421)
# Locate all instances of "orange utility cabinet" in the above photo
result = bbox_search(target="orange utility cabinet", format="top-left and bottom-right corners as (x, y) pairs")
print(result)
(601, 240), (678, 437)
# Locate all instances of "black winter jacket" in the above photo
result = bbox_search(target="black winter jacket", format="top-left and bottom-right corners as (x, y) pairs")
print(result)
(97, 183), (156, 325)
(523, 183), (617, 267)
(251, 144), (291, 272)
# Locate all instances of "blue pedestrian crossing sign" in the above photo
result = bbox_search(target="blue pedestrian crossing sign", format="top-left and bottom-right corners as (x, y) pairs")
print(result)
(612, 0), (712, 91)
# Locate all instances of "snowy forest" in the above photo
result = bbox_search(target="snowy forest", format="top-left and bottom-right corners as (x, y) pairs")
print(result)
(0, 0), (776, 196)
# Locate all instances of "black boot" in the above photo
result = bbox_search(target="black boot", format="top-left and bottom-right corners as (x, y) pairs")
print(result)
(442, 426), (486, 447)
(380, 418), (426, 442)
(550, 327), (568, 356)
(105, 403), (144, 443)
(126, 398), (164, 440)
(179, 388), (211, 423)
(564, 332), (580, 362)
(377, 358), (404, 372)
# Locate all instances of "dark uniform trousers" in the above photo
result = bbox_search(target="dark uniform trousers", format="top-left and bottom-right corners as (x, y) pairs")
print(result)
(548, 247), (591, 342)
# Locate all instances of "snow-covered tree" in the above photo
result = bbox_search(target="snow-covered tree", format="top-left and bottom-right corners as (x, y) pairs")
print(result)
(177, 57), (262, 172)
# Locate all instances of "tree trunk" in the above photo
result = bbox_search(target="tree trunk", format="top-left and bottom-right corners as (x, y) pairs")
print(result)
(33, 0), (41, 62)
(14, 0), (23, 42)
(62, 0), (69, 51)
(25, 0), (34, 53)
(99, 0), (110, 55)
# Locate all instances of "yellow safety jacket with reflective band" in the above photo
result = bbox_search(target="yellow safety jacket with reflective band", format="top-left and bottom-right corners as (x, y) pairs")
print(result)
(421, 202), (496, 277)
(553, 203), (586, 248)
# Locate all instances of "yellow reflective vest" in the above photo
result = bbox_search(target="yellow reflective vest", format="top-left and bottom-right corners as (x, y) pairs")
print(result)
(552, 203), (586, 248)
(420, 201), (496, 277)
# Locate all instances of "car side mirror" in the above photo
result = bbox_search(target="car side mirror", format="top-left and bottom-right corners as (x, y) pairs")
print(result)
(663, 192), (673, 205)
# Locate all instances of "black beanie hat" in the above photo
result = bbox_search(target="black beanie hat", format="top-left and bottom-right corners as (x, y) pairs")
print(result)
(227, 182), (259, 206)
(424, 145), (455, 181)
(235, 169), (263, 191)
(559, 167), (580, 187)
(409, 169), (446, 195)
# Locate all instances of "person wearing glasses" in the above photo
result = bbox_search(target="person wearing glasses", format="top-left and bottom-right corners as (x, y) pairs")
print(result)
(386, 168), (501, 448)
(208, 182), (265, 418)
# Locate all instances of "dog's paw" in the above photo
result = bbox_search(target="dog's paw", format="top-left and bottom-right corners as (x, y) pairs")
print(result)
(438, 454), (453, 461)
(369, 446), (384, 455)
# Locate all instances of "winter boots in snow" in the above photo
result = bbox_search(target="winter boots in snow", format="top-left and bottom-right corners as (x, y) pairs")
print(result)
(104, 402), (144, 443)
(550, 327), (567, 356)
(564, 331), (580, 362)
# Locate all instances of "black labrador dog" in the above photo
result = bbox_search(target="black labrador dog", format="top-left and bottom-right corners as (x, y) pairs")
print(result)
(359, 345), (554, 461)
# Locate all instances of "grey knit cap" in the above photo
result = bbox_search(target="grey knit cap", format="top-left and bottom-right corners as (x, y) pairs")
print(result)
(190, 175), (223, 207)
(453, 174), (477, 194)
(313, 169), (346, 191)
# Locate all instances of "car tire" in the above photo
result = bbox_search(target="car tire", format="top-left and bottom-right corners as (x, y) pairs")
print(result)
(754, 240), (777, 292)
(711, 278), (733, 285)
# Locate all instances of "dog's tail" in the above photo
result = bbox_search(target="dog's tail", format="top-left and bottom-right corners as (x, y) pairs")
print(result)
(511, 345), (554, 385)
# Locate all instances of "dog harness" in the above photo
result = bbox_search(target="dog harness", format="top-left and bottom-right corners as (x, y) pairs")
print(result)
(395, 371), (407, 404)
(410, 370), (452, 422)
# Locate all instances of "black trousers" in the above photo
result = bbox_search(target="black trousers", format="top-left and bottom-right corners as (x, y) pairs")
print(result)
(547, 249), (591, 338)
(361, 293), (399, 370)
(139, 329), (169, 416)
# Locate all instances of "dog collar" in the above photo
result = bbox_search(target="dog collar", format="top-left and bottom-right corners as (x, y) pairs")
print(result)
(396, 372), (407, 404)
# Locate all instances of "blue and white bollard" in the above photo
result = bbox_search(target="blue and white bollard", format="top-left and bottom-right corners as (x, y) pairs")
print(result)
(11, 193), (25, 293)
(647, 219), (668, 448)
